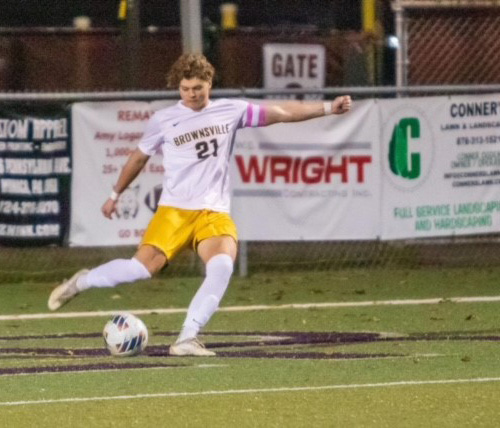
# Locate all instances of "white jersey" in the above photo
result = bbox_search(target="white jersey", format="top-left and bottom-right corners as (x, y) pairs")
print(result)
(138, 99), (265, 212)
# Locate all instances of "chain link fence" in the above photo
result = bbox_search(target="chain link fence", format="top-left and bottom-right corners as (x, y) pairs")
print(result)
(3, 234), (500, 283)
(394, 0), (500, 85)
(409, 12), (500, 84)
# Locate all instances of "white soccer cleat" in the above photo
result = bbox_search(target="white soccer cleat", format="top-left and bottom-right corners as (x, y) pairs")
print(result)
(169, 337), (216, 357)
(48, 269), (89, 311)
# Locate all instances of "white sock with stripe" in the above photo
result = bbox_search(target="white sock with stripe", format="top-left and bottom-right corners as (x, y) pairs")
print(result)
(178, 254), (234, 342)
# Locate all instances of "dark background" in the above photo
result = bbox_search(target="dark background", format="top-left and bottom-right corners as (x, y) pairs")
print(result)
(1, 1), (372, 30)
(0, 1), (396, 91)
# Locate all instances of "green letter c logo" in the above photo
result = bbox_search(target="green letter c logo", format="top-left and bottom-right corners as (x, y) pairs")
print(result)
(389, 118), (421, 180)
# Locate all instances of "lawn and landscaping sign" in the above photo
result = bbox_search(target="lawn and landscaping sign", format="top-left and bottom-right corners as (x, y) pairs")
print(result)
(0, 105), (71, 246)
(380, 94), (500, 239)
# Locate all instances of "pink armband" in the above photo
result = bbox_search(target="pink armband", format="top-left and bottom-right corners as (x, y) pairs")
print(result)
(245, 104), (267, 127)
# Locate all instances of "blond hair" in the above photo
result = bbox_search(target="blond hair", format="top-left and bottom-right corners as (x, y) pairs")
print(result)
(167, 54), (215, 88)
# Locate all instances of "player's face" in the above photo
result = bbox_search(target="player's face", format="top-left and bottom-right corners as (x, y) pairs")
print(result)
(179, 78), (211, 111)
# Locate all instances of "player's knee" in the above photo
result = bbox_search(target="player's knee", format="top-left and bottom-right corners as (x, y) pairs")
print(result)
(134, 245), (168, 276)
(144, 256), (167, 276)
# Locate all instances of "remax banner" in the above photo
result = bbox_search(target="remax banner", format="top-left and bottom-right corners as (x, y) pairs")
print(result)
(70, 101), (172, 246)
(380, 94), (500, 239)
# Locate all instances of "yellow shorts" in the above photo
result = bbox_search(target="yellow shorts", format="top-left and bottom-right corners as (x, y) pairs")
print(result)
(140, 206), (238, 261)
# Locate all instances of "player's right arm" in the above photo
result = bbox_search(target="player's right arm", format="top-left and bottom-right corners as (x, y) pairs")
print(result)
(101, 148), (150, 219)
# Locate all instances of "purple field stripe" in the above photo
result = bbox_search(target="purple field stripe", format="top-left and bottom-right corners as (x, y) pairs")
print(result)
(0, 331), (380, 341)
(0, 333), (102, 341)
(0, 345), (172, 357)
(0, 362), (183, 376)
(2, 331), (500, 345)
(0, 332), (178, 341)
(217, 351), (402, 360)
(0, 347), (109, 356)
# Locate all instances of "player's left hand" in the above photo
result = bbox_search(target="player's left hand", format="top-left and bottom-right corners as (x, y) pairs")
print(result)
(331, 96), (352, 114)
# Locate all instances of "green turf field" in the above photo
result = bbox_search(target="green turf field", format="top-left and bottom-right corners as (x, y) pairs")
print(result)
(1, 268), (500, 427)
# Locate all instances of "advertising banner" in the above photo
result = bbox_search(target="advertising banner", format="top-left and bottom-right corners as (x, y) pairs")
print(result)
(230, 99), (380, 240)
(380, 94), (500, 239)
(0, 105), (71, 246)
(70, 101), (172, 246)
(69, 93), (500, 246)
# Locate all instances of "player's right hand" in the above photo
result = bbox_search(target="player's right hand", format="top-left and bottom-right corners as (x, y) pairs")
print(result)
(101, 198), (117, 219)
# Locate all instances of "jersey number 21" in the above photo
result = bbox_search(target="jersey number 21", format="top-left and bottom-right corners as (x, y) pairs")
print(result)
(195, 138), (218, 160)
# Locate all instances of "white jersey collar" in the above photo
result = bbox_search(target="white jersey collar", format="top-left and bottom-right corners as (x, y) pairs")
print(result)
(178, 100), (213, 112)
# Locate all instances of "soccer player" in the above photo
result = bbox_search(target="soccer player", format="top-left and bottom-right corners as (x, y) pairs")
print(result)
(48, 53), (352, 356)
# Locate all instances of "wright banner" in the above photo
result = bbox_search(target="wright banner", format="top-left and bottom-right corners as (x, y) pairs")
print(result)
(380, 93), (500, 239)
(231, 99), (380, 240)
(0, 105), (71, 246)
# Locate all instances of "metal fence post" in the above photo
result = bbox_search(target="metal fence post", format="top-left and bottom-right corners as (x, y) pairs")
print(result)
(180, 0), (203, 54)
(393, 0), (406, 92)
(238, 240), (248, 277)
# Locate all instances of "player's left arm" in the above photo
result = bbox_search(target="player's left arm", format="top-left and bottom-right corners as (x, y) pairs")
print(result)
(263, 96), (352, 126)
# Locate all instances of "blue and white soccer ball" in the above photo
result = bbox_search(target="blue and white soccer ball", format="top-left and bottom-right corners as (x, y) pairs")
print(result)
(103, 313), (148, 357)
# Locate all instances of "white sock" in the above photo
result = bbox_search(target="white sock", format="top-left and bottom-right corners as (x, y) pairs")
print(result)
(76, 258), (151, 291)
(178, 254), (234, 342)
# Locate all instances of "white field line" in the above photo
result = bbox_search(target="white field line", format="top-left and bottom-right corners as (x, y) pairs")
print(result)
(1, 295), (500, 321)
(1, 377), (500, 407)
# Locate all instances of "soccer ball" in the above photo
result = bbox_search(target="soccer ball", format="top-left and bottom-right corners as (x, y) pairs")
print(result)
(103, 313), (148, 357)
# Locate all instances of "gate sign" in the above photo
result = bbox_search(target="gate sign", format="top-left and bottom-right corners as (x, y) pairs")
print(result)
(263, 43), (325, 99)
